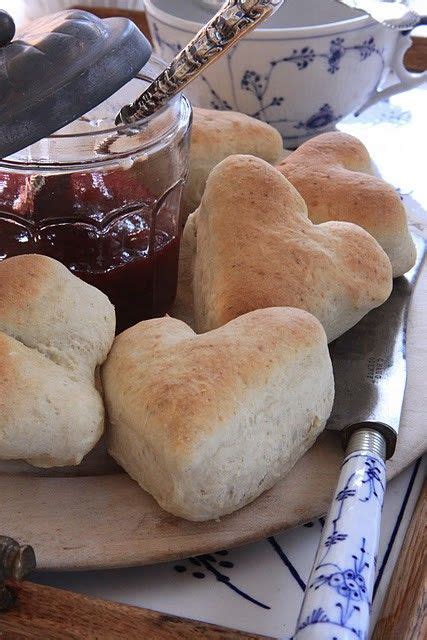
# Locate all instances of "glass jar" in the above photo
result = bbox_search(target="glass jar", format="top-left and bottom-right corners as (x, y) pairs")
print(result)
(0, 57), (192, 333)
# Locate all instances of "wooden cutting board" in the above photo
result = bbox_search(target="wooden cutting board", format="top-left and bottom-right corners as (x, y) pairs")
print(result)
(0, 221), (425, 571)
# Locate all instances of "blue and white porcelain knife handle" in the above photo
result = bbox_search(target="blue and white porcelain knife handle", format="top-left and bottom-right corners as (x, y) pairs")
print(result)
(293, 427), (387, 640)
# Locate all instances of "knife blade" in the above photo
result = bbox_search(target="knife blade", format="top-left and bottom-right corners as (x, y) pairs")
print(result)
(327, 232), (426, 457)
(294, 233), (426, 640)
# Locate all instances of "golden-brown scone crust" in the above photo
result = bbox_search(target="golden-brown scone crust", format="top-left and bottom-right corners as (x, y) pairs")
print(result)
(0, 254), (115, 467)
(102, 308), (334, 521)
(278, 132), (416, 277)
(182, 107), (283, 220)
(191, 155), (393, 342)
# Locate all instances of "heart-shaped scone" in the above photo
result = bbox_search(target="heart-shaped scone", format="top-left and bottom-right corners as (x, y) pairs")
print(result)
(0, 254), (115, 467)
(190, 155), (392, 342)
(102, 308), (334, 521)
(182, 107), (284, 221)
(278, 132), (416, 277)
(172, 211), (197, 326)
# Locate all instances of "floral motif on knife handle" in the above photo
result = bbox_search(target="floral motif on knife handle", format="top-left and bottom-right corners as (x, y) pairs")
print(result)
(293, 429), (386, 640)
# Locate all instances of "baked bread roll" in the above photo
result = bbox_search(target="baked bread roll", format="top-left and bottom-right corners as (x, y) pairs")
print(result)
(190, 155), (392, 342)
(172, 211), (197, 326)
(0, 254), (115, 467)
(278, 132), (416, 277)
(182, 107), (283, 220)
(102, 308), (334, 521)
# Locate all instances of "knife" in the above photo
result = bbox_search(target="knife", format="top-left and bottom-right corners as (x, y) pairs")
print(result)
(293, 233), (426, 640)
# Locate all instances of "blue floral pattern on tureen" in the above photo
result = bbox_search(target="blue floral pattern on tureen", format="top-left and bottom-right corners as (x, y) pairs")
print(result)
(151, 23), (385, 136)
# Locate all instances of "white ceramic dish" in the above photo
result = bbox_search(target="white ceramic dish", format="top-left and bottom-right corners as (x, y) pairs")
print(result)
(145, 0), (426, 145)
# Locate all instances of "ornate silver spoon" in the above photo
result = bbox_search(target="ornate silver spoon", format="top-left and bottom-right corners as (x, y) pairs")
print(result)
(115, 0), (284, 125)
(335, 0), (426, 31)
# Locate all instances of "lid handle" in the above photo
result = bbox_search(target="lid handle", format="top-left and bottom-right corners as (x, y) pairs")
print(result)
(0, 10), (15, 47)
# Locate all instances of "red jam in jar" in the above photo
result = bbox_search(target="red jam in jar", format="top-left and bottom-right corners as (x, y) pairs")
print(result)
(0, 64), (192, 332)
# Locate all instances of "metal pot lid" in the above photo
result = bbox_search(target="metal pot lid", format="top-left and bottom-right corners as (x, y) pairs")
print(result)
(0, 8), (152, 158)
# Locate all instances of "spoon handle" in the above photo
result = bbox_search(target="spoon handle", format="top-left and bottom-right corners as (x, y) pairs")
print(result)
(116, 0), (284, 124)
